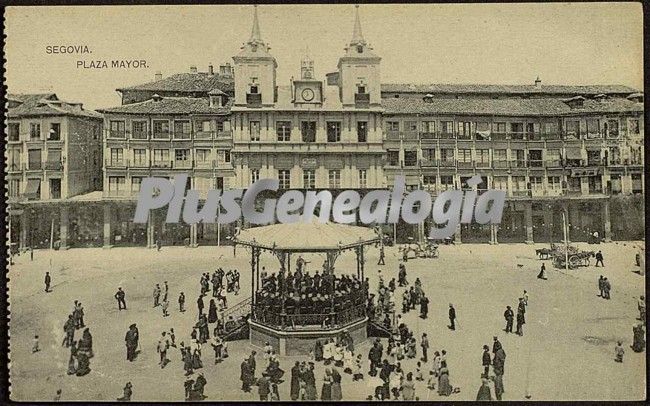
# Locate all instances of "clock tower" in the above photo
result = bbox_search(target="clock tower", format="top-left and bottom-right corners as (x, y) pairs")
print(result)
(233, 6), (278, 106)
(293, 50), (323, 105)
(337, 5), (381, 107)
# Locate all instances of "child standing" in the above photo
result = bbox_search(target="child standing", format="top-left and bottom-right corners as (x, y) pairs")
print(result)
(32, 335), (40, 353)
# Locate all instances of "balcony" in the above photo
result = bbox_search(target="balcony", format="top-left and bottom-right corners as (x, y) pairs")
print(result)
(527, 133), (543, 141)
(475, 161), (491, 169)
(385, 131), (400, 140)
(545, 159), (562, 168)
(44, 160), (63, 170)
(152, 132), (170, 140)
(151, 161), (172, 169)
(528, 160), (544, 168)
(419, 132), (437, 140)
(565, 189), (583, 197)
(509, 132), (525, 140)
(108, 130), (126, 139)
(492, 161), (509, 169)
(438, 160), (456, 167)
(131, 131), (148, 140)
(511, 160), (528, 168)
(247, 93), (262, 106)
(438, 132), (455, 140)
(105, 158), (127, 168)
(195, 131), (214, 140)
(585, 132), (602, 139)
(173, 159), (193, 169)
(457, 161), (473, 169)
(511, 189), (531, 197)
(173, 132), (191, 140)
(419, 159), (437, 167)
(354, 92), (370, 107)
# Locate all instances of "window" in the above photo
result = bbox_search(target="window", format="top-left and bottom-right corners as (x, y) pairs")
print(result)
(606, 119), (619, 138)
(404, 151), (417, 167)
(422, 148), (435, 161)
(251, 169), (260, 184)
(195, 149), (210, 165)
(546, 149), (561, 166)
(387, 151), (399, 166)
(565, 120), (580, 138)
(110, 148), (124, 166)
(421, 121), (436, 134)
(548, 176), (562, 190)
(175, 149), (190, 164)
(217, 149), (230, 164)
(586, 119), (600, 138)
(387, 121), (399, 132)
(327, 122), (341, 143)
(440, 148), (455, 163)
(93, 125), (100, 140)
(174, 121), (191, 139)
(9, 179), (20, 197)
(493, 122), (506, 134)
(493, 149), (507, 162)
(108, 176), (126, 193)
(357, 121), (368, 142)
(301, 121), (316, 143)
(423, 175), (436, 186)
(249, 84), (259, 94)
(608, 147), (621, 165)
(628, 119), (640, 135)
(303, 170), (315, 189)
(49, 179), (61, 199)
(475, 149), (490, 167)
(278, 169), (291, 189)
(133, 149), (147, 166)
(201, 120), (211, 132)
(329, 170), (341, 189)
(132, 121), (147, 139)
(152, 120), (170, 139)
(512, 176), (527, 191)
(8, 123), (20, 141)
(631, 174), (643, 193)
(568, 177), (581, 191)
(440, 175), (454, 190)
(440, 121), (454, 135)
(276, 121), (292, 142)
(509, 122), (524, 136)
(405, 121), (418, 132)
(48, 123), (61, 140)
(610, 174), (622, 194)
(109, 121), (125, 138)
(30, 123), (41, 140)
(357, 83), (366, 93)
(250, 121), (261, 141)
(457, 149), (472, 163)
(131, 177), (143, 193)
(359, 169), (367, 188)
(153, 149), (170, 167)
(492, 176), (508, 191)
(457, 122), (474, 139)
(530, 176), (543, 189)
(526, 123), (541, 137)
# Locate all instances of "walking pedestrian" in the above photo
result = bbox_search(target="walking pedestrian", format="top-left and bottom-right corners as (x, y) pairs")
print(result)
(162, 281), (169, 302)
(115, 287), (127, 310)
(157, 332), (169, 368)
(179, 292), (185, 312)
(44, 272), (51, 293)
(598, 275), (605, 297)
(603, 277), (611, 299)
(504, 306), (514, 333)
(378, 245), (385, 265)
(420, 333), (429, 362)
(153, 284), (161, 307)
(448, 303), (456, 330)
(482, 345), (491, 377)
(162, 298), (169, 317)
(125, 323), (139, 361)
(595, 250), (604, 267)
(614, 341), (624, 362)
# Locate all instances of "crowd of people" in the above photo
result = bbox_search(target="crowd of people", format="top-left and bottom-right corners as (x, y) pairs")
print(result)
(60, 300), (93, 377)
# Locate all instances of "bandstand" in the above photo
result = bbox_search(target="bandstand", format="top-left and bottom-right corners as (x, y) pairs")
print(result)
(232, 223), (380, 356)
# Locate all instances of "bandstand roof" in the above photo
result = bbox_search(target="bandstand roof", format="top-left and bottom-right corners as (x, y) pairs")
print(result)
(233, 223), (379, 252)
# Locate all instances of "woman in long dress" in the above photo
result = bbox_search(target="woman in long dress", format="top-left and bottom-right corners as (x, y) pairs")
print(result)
(305, 364), (318, 400)
(321, 369), (332, 400)
(401, 372), (416, 400)
(78, 328), (93, 358)
(330, 368), (342, 401)
(323, 340), (334, 365)
(314, 340), (323, 361)
(67, 341), (78, 375)
(437, 367), (453, 396)
(389, 366), (403, 400)
(208, 299), (218, 324)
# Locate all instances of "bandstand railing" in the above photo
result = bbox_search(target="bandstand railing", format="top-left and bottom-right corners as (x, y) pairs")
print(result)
(252, 303), (367, 331)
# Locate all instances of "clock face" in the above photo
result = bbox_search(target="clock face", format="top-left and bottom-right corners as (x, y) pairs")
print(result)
(301, 88), (315, 102)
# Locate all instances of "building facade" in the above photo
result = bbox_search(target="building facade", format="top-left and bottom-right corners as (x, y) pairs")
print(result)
(7, 5), (644, 250)
(6, 93), (103, 250)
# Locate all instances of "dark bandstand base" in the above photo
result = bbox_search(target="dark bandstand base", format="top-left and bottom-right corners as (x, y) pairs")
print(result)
(249, 318), (368, 356)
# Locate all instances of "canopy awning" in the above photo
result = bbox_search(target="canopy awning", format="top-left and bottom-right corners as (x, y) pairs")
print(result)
(233, 222), (380, 252)
(24, 179), (41, 199)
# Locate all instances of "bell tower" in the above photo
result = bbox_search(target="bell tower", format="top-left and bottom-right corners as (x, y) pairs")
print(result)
(233, 5), (278, 106)
(337, 5), (381, 107)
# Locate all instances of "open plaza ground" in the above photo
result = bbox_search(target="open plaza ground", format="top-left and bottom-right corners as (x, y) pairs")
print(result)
(8, 240), (646, 401)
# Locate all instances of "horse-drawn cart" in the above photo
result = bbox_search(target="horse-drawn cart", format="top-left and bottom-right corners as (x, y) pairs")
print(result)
(550, 244), (594, 269)
(399, 237), (439, 260)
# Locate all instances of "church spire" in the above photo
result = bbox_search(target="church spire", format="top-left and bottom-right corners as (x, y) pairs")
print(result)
(248, 5), (263, 45)
(350, 5), (366, 46)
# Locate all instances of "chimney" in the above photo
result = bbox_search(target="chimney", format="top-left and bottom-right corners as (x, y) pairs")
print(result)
(208, 64), (214, 75)
(534, 76), (542, 89)
(190, 66), (198, 74)
(155, 71), (162, 81)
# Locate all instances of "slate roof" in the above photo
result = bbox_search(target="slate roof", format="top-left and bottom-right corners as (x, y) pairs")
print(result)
(380, 83), (640, 96)
(97, 96), (232, 115)
(117, 73), (234, 94)
(7, 93), (102, 119)
(382, 97), (643, 117)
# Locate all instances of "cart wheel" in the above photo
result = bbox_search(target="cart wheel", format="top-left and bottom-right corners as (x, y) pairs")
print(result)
(569, 255), (580, 269)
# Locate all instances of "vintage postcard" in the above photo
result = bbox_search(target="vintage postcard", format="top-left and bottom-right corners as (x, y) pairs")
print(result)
(3, 2), (645, 402)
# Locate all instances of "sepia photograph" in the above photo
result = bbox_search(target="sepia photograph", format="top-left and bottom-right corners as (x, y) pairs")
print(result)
(3, 2), (646, 402)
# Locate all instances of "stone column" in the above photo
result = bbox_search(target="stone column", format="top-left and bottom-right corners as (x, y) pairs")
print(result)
(20, 210), (29, 251)
(147, 209), (155, 248)
(543, 209), (553, 244)
(489, 224), (498, 245)
(602, 199), (612, 242)
(190, 223), (198, 248)
(59, 205), (69, 250)
(524, 202), (534, 244)
(103, 204), (112, 248)
(562, 204), (570, 244)
(454, 223), (462, 244)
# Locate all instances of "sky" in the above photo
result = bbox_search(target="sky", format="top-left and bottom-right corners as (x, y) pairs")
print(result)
(4, 3), (644, 110)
